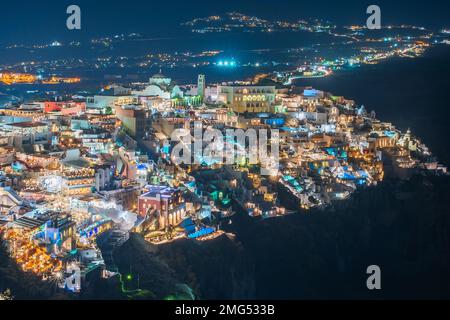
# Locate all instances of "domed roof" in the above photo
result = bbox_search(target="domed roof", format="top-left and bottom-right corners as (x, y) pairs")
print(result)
(152, 73), (168, 79)
(152, 69), (168, 79)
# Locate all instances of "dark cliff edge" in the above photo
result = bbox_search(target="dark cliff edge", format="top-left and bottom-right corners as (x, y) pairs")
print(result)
(115, 174), (450, 300)
(223, 174), (450, 299)
(2, 174), (450, 299)
(113, 232), (255, 300)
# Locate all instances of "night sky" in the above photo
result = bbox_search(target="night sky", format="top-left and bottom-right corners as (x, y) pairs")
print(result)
(0, 0), (449, 44)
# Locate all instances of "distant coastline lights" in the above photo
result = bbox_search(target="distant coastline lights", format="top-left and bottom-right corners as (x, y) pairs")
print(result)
(217, 60), (237, 67)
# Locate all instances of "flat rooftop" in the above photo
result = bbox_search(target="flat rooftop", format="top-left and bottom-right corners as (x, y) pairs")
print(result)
(7, 121), (47, 128)
(141, 185), (178, 198)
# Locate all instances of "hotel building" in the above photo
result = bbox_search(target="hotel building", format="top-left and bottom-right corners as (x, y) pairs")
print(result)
(218, 85), (276, 113)
(138, 185), (185, 229)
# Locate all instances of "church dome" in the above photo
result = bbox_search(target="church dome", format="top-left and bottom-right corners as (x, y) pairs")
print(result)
(151, 69), (168, 79)
(152, 73), (166, 79)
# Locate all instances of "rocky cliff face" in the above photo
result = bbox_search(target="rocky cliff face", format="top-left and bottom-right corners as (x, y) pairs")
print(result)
(157, 234), (255, 299)
(114, 232), (255, 299)
(3, 173), (450, 299)
(114, 174), (450, 300)
(224, 174), (450, 299)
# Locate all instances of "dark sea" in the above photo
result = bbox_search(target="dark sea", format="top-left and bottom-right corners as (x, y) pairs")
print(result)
(294, 44), (450, 166)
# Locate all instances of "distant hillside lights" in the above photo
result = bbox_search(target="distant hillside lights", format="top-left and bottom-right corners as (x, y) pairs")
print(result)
(0, 73), (80, 85)
(0, 73), (37, 85)
(217, 60), (237, 68)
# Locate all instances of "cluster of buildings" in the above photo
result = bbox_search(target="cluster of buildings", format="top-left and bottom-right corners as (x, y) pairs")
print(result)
(0, 72), (80, 85)
(0, 70), (446, 294)
(279, 40), (431, 85)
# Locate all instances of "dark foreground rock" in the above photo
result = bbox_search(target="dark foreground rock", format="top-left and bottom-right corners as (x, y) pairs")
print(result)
(114, 232), (254, 299)
(224, 174), (450, 299)
(2, 174), (450, 299)
(103, 174), (450, 300)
